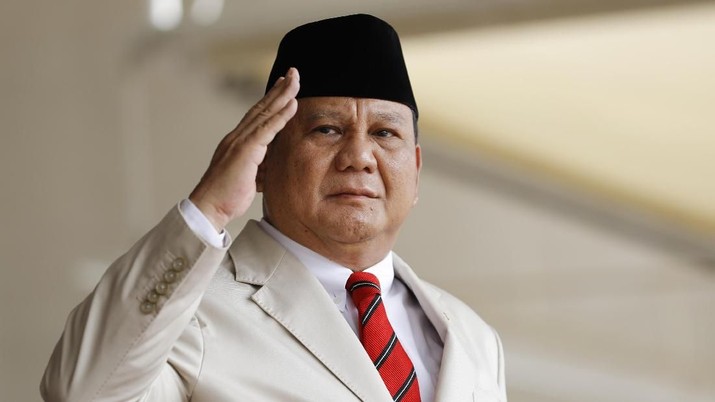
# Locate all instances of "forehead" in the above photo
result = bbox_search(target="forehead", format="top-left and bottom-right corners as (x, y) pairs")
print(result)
(294, 97), (412, 125)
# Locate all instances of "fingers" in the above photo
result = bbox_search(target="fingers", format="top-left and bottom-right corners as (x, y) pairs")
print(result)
(254, 97), (298, 144)
(234, 68), (300, 140)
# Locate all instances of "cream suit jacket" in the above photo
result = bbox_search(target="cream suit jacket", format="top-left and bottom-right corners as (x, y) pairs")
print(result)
(41, 206), (506, 401)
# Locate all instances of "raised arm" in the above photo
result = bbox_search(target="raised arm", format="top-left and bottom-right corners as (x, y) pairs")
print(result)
(40, 69), (300, 402)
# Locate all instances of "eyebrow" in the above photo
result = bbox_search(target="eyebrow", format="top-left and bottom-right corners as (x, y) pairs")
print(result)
(305, 110), (407, 125)
(373, 111), (406, 125)
(305, 111), (346, 123)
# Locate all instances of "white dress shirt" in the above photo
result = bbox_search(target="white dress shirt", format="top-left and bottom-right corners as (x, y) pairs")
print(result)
(179, 199), (443, 401)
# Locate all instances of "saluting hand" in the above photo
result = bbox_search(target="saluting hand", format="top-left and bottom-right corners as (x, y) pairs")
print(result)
(189, 67), (300, 231)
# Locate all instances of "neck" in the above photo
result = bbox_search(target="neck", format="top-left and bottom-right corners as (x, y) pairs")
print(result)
(312, 240), (391, 271)
(265, 218), (396, 271)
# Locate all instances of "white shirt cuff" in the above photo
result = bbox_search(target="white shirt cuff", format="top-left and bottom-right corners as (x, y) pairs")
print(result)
(178, 199), (230, 248)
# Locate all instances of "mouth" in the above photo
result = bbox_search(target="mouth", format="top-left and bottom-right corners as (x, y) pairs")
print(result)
(328, 188), (379, 200)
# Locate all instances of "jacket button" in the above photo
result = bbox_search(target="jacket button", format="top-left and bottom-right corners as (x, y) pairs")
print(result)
(155, 282), (169, 295)
(146, 290), (160, 303)
(171, 257), (187, 271)
(163, 270), (178, 283)
(140, 301), (156, 314)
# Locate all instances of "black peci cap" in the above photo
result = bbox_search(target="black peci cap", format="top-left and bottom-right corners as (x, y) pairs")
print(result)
(266, 14), (418, 118)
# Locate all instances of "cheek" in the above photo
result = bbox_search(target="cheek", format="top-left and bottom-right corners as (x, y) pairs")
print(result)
(289, 148), (332, 192)
(383, 153), (419, 194)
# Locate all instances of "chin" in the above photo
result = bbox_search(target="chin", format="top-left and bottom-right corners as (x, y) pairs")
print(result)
(319, 211), (383, 244)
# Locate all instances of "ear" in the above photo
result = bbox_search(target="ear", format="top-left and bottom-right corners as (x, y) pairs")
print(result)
(415, 144), (423, 174)
(413, 144), (422, 206)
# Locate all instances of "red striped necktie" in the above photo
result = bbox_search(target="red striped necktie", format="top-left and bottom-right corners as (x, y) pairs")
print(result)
(346, 272), (421, 402)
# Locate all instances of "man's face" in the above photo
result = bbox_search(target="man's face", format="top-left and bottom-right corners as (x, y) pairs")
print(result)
(258, 97), (421, 262)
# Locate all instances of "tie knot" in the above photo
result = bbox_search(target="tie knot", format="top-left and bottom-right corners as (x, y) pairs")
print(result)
(345, 271), (382, 296)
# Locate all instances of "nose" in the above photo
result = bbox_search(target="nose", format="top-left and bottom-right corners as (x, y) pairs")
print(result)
(334, 133), (377, 173)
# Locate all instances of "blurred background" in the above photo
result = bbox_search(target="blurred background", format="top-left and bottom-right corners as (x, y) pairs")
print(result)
(2, 0), (714, 400)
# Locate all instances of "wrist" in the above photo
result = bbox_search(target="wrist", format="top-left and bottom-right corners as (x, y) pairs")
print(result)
(188, 194), (229, 232)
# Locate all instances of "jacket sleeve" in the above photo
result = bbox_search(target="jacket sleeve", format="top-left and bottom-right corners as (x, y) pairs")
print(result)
(40, 205), (228, 402)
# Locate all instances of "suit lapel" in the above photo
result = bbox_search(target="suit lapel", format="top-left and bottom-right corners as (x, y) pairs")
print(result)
(432, 332), (502, 401)
(228, 221), (392, 402)
(394, 255), (501, 401)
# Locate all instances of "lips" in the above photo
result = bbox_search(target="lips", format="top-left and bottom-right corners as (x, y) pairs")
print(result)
(328, 187), (379, 199)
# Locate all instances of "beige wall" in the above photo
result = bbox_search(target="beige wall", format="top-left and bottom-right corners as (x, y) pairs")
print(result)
(1, 2), (713, 401)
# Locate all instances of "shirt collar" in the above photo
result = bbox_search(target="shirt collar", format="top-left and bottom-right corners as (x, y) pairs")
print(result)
(257, 219), (395, 298)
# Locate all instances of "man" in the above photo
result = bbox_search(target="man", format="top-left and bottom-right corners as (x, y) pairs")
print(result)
(41, 14), (506, 402)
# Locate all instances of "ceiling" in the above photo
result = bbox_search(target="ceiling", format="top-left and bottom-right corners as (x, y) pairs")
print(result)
(405, 3), (715, 237)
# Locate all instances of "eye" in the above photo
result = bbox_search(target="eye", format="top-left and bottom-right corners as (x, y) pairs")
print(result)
(373, 129), (395, 138)
(314, 126), (339, 135)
